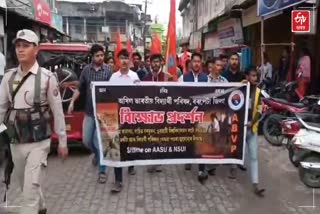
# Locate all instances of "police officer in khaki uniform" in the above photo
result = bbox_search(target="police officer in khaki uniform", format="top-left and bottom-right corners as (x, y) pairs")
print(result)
(0, 30), (68, 214)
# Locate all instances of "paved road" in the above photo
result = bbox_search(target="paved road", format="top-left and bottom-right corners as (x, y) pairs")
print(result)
(1, 137), (320, 214)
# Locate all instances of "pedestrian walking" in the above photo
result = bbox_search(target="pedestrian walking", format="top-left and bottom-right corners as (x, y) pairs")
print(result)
(179, 52), (208, 184)
(0, 29), (68, 214)
(68, 44), (112, 184)
(244, 67), (266, 197)
(143, 53), (173, 173)
(221, 53), (247, 179)
(109, 49), (139, 193)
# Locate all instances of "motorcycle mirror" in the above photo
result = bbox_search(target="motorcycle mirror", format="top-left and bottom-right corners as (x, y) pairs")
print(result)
(260, 89), (270, 99)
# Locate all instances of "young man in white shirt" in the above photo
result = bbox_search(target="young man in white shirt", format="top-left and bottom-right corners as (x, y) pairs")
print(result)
(109, 49), (139, 193)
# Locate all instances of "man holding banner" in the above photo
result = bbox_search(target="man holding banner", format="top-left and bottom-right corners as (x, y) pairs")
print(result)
(68, 44), (112, 184)
(244, 67), (265, 197)
(143, 53), (173, 173)
(109, 49), (139, 193)
(179, 52), (209, 183)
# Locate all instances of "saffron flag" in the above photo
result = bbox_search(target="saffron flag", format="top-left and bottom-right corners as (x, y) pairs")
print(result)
(165, 0), (177, 81)
(126, 35), (133, 61)
(150, 33), (162, 55)
(115, 32), (122, 69)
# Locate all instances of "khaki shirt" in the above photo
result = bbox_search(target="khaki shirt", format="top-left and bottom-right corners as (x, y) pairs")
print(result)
(0, 62), (67, 147)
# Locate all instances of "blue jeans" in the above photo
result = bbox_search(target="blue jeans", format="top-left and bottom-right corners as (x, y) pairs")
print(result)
(83, 115), (106, 173)
(245, 130), (259, 184)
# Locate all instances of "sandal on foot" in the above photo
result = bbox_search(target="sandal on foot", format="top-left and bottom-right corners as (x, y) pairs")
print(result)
(98, 172), (107, 184)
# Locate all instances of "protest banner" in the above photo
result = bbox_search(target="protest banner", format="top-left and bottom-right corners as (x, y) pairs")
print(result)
(92, 82), (249, 167)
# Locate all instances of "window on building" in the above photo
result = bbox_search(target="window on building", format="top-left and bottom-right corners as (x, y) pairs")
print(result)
(75, 25), (82, 34)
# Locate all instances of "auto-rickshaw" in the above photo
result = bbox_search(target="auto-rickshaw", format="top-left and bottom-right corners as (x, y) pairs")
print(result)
(37, 43), (91, 148)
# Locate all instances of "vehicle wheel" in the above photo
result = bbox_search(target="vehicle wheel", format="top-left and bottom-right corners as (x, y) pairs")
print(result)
(263, 114), (285, 146)
(299, 155), (320, 188)
(288, 145), (299, 167)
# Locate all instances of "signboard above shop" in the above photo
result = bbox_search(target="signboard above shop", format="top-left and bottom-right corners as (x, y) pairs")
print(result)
(258, 0), (307, 17)
(33, 0), (52, 25)
(218, 18), (244, 48)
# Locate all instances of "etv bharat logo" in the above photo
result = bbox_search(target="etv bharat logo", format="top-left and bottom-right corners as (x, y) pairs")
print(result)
(292, 10), (310, 33)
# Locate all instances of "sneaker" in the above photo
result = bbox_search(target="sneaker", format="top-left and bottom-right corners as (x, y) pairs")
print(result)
(228, 168), (237, 179)
(185, 164), (191, 171)
(111, 182), (122, 193)
(128, 166), (136, 175)
(38, 209), (47, 214)
(198, 171), (208, 184)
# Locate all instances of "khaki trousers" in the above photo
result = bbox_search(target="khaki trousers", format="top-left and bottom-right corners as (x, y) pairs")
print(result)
(10, 139), (51, 214)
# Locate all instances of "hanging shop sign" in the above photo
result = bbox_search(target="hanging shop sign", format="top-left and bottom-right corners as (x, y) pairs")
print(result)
(258, 0), (307, 17)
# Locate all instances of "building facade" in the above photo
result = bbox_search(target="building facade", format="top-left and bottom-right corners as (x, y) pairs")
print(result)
(57, 0), (145, 50)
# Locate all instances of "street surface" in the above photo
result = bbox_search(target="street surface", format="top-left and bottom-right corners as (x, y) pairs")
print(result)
(1, 137), (320, 214)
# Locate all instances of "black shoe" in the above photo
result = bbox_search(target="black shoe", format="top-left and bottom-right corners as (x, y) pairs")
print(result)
(198, 171), (208, 184)
(111, 182), (122, 193)
(128, 166), (136, 175)
(208, 168), (216, 176)
(155, 165), (162, 172)
(185, 164), (191, 171)
(238, 165), (247, 171)
(253, 184), (265, 197)
(228, 168), (237, 179)
(38, 209), (47, 214)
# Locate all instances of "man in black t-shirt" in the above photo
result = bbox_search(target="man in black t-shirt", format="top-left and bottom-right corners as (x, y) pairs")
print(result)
(222, 53), (245, 83)
(221, 53), (247, 179)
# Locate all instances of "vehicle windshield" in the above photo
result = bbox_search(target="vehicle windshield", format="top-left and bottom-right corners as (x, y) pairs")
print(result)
(37, 50), (90, 112)
(37, 50), (90, 76)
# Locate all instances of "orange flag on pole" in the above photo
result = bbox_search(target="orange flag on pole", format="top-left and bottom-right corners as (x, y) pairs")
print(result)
(165, 0), (177, 81)
(150, 33), (162, 55)
(126, 35), (133, 61)
(115, 32), (122, 69)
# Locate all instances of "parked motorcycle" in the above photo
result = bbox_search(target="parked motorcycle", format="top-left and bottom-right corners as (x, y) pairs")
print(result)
(292, 112), (320, 188)
(261, 97), (309, 146)
(281, 118), (301, 167)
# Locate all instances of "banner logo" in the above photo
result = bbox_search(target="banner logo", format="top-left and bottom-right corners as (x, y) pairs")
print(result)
(228, 90), (245, 111)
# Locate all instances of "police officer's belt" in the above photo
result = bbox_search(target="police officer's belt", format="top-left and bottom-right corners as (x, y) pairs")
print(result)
(4, 67), (52, 144)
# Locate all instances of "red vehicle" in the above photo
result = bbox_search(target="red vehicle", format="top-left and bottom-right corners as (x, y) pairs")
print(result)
(37, 43), (91, 147)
